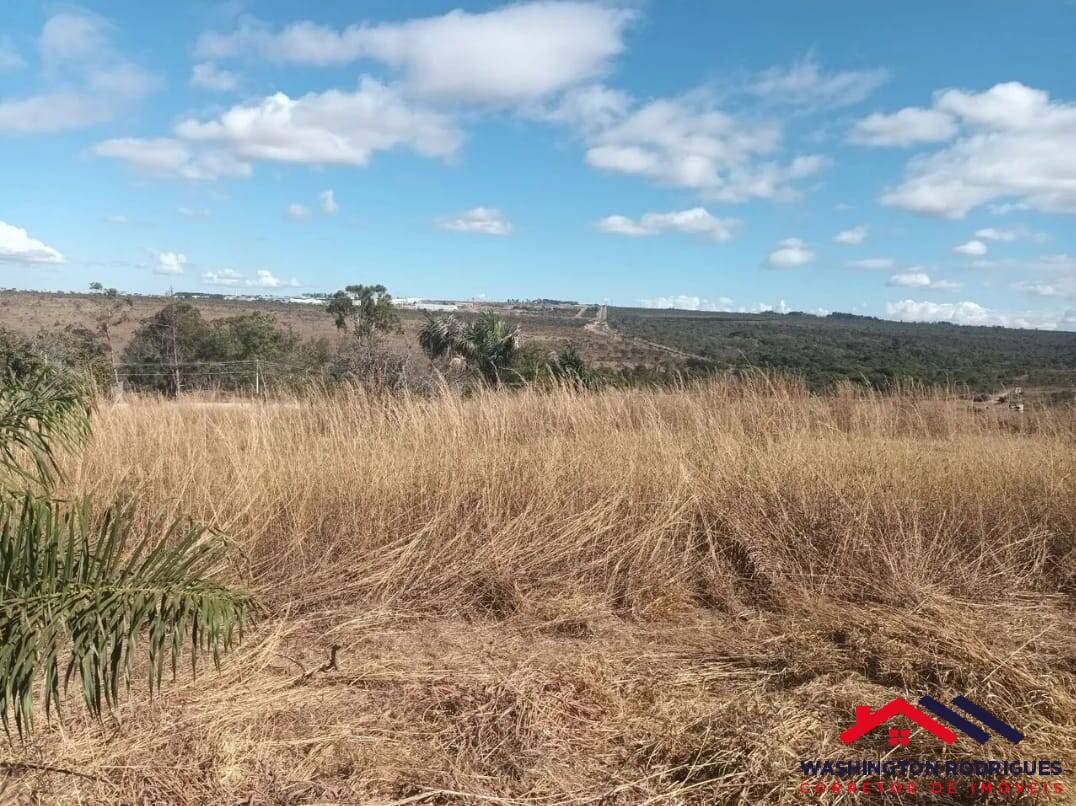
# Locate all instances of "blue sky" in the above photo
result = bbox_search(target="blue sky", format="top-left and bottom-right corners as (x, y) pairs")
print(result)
(2, 1), (1076, 329)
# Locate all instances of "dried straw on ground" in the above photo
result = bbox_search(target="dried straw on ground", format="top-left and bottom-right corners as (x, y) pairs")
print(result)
(6, 377), (1075, 803)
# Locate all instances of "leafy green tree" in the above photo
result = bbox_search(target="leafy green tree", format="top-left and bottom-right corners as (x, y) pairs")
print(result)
(121, 303), (211, 395)
(121, 306), (301, 393)
(0, 372), (251, 735)
(326, 285), (400, 343)
(325, 291), (354, 333)
(205, 312), (299, 363)
(343, 284), (400, 342)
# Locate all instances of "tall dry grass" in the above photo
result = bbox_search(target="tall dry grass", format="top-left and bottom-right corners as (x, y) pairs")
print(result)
(7, 376), (1075, 803)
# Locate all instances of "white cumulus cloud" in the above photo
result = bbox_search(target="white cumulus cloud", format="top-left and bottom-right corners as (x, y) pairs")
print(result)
(251, 269), (299, 288)
(93, 137), (251, 181)
(975, 227), (1017, 242)
(576, 89), (828, 202)
(287, 203), (311, 220)
(155, 251), (187, 275)
(863, 82), (1076, 217)
(850, 107), (958, 147)
(834, 225), (868, 245)
(767, 237), (814, 269)
(886, 299), (995, 326)
(953, 239), (987, 256)
(0, 220), (64, 264)
(638, 296), (799, 315)
(203, 269), (299, 288)
(1012, 278), (1076, 299)
(175, 79), (461, 166)
(640, 295), (735, 312)
(597, 208), (741, 242)
(886, 270), (961, 291)
(436, 207), (512, 236)
(885, 299), (1072, 330)
(97, 78), (461, 180)
(974, 226), (1047, 243)
(195, 3), (634, 105)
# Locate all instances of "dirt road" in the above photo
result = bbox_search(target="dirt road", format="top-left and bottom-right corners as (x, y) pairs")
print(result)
(585, 305), (709, 361)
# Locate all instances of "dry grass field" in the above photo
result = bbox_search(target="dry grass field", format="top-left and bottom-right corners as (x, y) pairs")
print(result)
(4, 378), (1075, 803)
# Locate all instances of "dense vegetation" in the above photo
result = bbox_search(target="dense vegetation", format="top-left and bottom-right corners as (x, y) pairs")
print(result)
(1, 325), (113, 389)
(6, 286), (1076, 397)
(120, 303), (315, 393)
(610, 308), (1076, 391)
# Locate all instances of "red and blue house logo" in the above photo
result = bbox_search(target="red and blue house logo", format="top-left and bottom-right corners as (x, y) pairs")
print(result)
(840, 695), (1024, 746)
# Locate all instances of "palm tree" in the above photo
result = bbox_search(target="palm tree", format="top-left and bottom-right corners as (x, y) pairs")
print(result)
(417, 314), (463, 362)
(457, 313), (521, 386)
(0, 371), (252, 735)
(549, 343), (594, 387)
(417, 313), (521, 385)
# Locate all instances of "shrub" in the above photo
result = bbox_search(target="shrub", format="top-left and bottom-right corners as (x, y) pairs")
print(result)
(32, 324), (114, 391)
(0, 327), (47, 381)
(1, 326), (111, 392)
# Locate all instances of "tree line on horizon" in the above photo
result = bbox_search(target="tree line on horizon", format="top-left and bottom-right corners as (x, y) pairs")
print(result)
(0, 282), (597, 396)
(5, 282), (1075, 397)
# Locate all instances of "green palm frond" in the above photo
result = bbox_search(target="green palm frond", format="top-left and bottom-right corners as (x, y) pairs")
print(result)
(0, 372), (91, 488)
(0, 494), (254, 737)
(418, 314), (463, 361)
(460, 314), (521, 384)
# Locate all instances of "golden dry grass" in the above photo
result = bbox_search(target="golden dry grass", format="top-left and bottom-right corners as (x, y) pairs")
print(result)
(5, 377), (1075, 803)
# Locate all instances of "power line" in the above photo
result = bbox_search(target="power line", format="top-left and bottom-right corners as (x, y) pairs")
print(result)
(113, 359), (313, 393)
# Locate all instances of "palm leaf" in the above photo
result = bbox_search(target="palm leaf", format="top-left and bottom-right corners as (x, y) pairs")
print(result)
(0, 371), (91, 488)
(418, 314), (463, 361)
(0, 494), (254, 737)
(459, 314), (520, 385)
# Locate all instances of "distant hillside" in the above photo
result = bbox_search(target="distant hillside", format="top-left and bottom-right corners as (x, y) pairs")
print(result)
(609, 307), (1076, 392)
(4, 290), (1075, 394)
